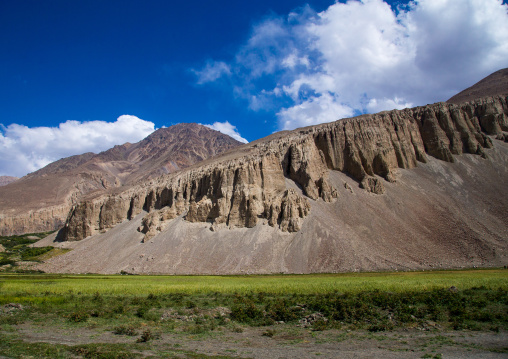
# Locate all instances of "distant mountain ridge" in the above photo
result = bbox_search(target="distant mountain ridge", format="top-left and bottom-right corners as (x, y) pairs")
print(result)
(0, 176), (19, 186)
(0, 123), (243, 235)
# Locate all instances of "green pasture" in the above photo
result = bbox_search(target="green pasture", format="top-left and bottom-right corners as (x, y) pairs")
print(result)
(1, 269), (506, 297)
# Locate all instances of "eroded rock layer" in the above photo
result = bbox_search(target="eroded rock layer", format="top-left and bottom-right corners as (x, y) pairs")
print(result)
(57, 96), (508, 243)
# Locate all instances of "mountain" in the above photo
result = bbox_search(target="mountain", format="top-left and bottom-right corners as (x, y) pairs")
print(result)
(35, 86), (508, 274)
(447, 68), (508, 104)
(0, 176), (19, 186)
(0, 123), (243, 235)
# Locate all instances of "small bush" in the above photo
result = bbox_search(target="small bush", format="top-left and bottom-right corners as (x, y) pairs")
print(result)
(113, 325), (137, 336)
(136, 329), (159, 343)
(266, 299), (301, 322)
(231, 325), (244, 333)
(312, 319), (328, 331)
(231, 297), (264, 324)
(262, 329), (276, 337)
(135, 306), (146, 318)
(20, 246), (53, 260)
(135, 306), (159, 321)
(68, 311), (89, 323)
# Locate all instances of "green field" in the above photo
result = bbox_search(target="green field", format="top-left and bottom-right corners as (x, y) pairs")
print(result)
(1, 270), (507, 358)
(0, 269), (507, 297)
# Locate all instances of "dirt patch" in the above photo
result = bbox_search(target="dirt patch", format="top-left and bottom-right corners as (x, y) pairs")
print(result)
(8, 323), (507, 358)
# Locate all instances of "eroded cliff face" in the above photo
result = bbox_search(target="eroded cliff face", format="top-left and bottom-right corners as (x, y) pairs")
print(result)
(0, 123), (243, 236)
(0, 205), (71, 236)
(57, 96), (508, 242)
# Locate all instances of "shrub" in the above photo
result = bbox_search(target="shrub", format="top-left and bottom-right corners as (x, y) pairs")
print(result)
(136, 329), (159, 343)
(113, 304), (126, 314)
(266, 299), (301, 322)
(0, 257), (15, 266)
(312, 319), (328, 331)
(113, 325), (137, 336)
(68, 311), (89, 323)
(261, 329), (276, 337)
(20, 246), (53, 260)
(230, 297), (264, 324)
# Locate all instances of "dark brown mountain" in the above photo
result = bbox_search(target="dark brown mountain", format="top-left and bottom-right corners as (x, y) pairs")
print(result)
(34, 70), (508, 275)
(447, 68), (508, 104)
(0, 123), (243, 235)
(0, 176), (19, 186)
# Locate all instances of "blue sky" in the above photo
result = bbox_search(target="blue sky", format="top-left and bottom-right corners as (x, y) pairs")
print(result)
(1, 0), (507, 177)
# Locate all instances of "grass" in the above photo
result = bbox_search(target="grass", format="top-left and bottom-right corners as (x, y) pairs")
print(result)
(0, 270), (506, 358)
(0, 269), (506, 296)
(0, 270), (506, 331)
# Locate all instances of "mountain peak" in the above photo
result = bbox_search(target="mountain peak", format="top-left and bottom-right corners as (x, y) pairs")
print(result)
(0, 122), (243, 235)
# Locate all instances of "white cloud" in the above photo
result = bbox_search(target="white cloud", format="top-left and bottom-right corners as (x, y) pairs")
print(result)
(277, 93), (355, 130)
(366, 97), (413, 113)
(0, 115), (155, 177)
(203, 121), (248, 143)
(193, 61), (231, 84)
(195, 0), (508, 131)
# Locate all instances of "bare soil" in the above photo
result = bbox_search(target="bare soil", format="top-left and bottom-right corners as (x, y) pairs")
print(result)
(10, 323), (508, 358)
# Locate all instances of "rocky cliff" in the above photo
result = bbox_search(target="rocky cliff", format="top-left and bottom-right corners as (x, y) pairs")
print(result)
(57, 96), (508, 244)
(0, 123), (242, 236)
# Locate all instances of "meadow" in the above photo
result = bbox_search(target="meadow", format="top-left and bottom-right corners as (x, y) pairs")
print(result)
(0, 268), (507, 296)
(1, 270), (507, 358)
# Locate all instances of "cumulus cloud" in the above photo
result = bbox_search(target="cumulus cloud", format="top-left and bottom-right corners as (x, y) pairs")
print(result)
(203, 121), (248, 143)
(0, 115), (155, 177)
(277, 93), (355, 130)
(195, 0), (508, 131)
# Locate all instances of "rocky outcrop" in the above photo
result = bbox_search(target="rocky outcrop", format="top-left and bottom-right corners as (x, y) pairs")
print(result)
(57, 96), (508, 242)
